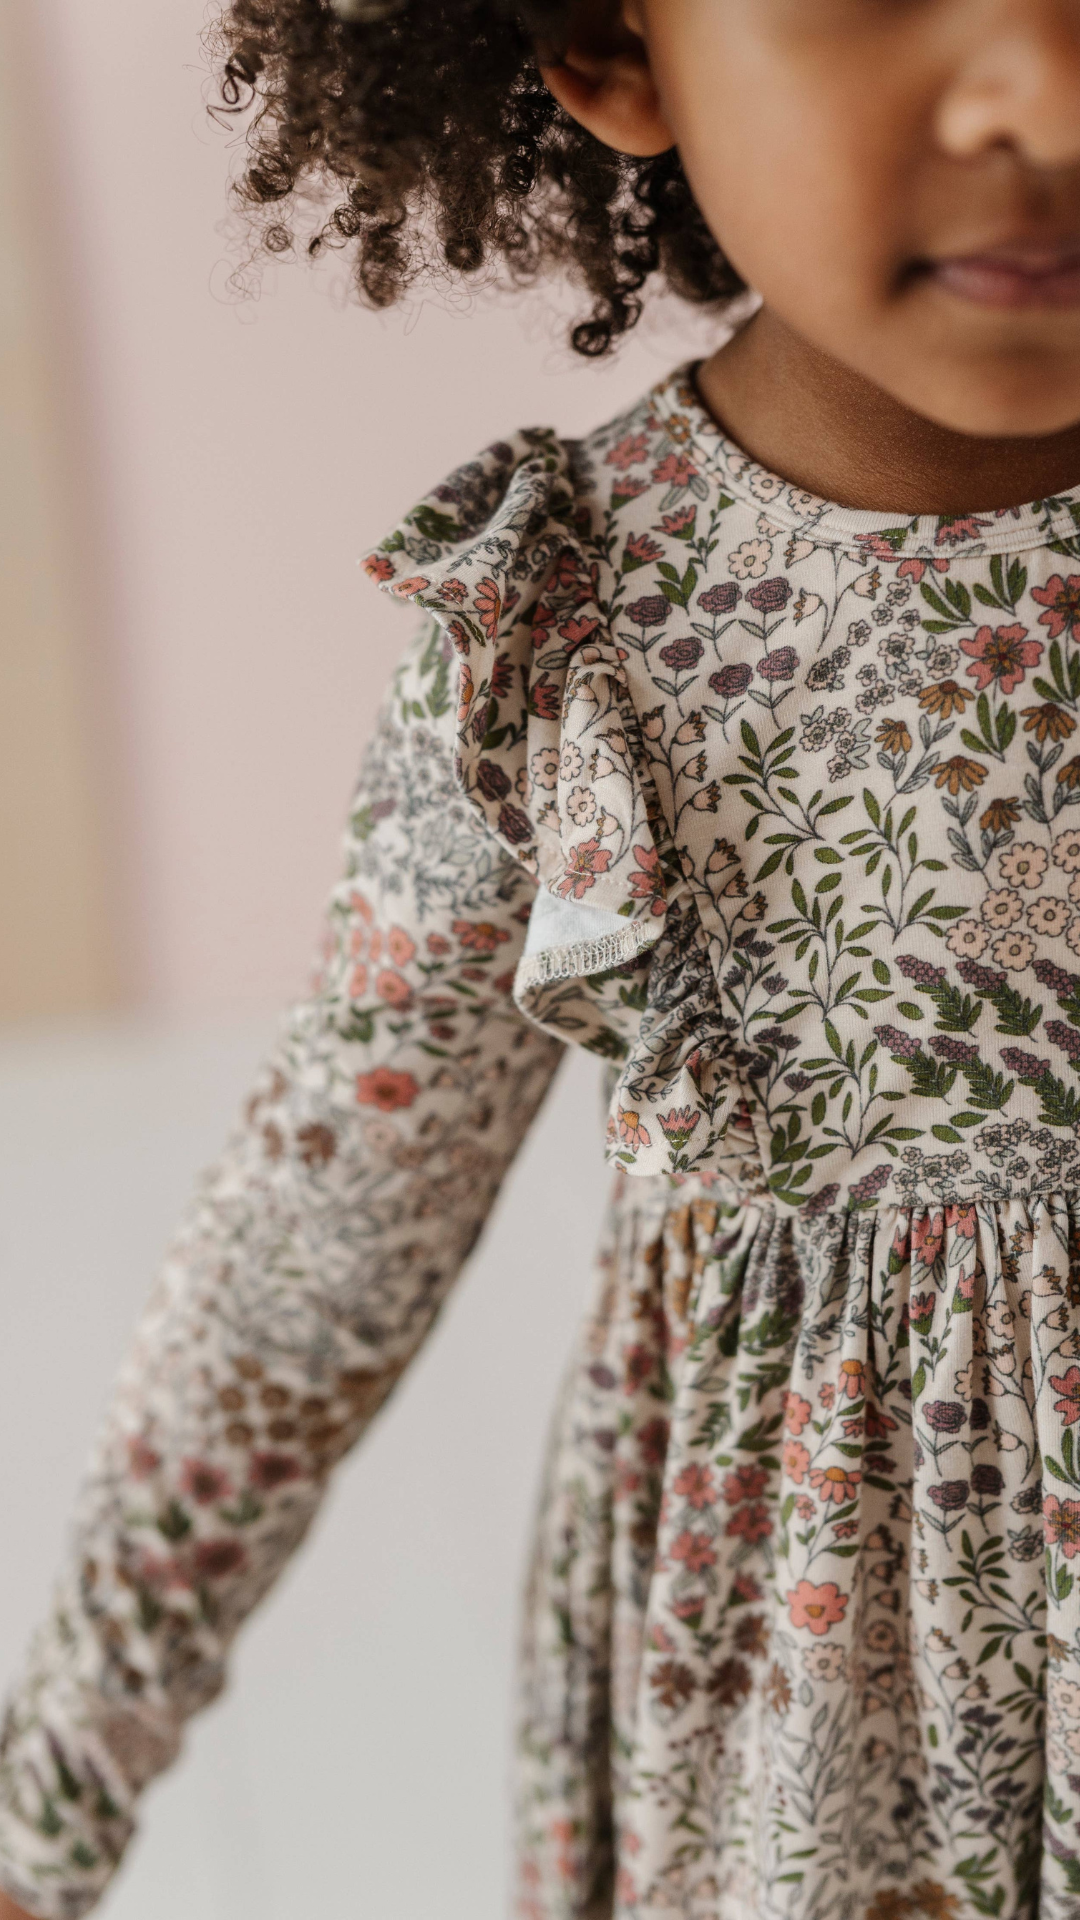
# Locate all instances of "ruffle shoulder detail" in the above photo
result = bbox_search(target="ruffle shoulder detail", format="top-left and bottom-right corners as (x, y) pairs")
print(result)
(363, 428), (759, 1188)
(362, 431), (672, 979)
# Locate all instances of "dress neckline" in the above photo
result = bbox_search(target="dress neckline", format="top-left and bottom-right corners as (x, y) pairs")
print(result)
(647, 361), (1080, 561)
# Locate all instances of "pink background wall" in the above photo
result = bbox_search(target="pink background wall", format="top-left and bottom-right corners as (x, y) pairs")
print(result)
(19, 0), (705, 1016)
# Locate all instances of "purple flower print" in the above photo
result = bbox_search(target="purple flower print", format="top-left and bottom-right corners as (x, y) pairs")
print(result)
(971, 1464), (1004, 1496)
(757, 647), (798, 682)
(745, 577), (792, 615)
(848, 1164), (893, 1204)
(1035, 958), (1079, 994)
(698, 582), (740, 615)
(802, 1183), (841, 1216)
(659, 637), (704, 672)
(928, 1481), (970, 1511)
(929, 1036), (979, 1065)
(1046, 1020), (1080, 1062)
(874, 1025), (921, 1060)
(896, 955), (946, 988)
(956, 959), (1007, 993)
(1000, 1048), (1051, 1079)
(709, 664), (753, 699)
(626, 595), (671, 629)
(475, 758), (512, 802)
(923, 1401), (966, 1433)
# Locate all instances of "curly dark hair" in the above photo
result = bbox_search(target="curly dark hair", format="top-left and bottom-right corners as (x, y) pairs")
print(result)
(211, 0), (743, 354)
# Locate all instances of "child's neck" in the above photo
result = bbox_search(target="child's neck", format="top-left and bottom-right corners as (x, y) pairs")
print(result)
(698, 307), (1080, 517)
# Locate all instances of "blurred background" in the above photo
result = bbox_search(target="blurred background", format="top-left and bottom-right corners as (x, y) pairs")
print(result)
(0, 0), (700, 1911)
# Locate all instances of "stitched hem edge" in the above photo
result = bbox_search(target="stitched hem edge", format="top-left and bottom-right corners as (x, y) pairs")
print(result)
(515, 918), (657, 992)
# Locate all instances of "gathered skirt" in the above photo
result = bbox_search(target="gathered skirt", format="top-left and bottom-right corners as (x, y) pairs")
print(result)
(514, 1175), (1080, 1920)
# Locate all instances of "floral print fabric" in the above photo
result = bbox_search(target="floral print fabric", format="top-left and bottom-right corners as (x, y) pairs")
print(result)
(365, 368), (1080, 1213)
(7, 365), (1080, 1919)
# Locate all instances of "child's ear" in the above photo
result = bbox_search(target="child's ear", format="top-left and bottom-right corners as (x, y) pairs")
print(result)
(538, 0), (675, 158)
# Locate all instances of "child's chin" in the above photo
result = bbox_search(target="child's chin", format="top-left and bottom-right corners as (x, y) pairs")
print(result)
(895, 351), (1080, 444)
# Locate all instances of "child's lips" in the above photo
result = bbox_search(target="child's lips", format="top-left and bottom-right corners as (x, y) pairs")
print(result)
(925, 243), (1080, 310)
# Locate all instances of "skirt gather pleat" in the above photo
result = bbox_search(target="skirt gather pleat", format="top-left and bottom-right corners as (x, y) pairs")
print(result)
(514, 1174), (1080, 1920)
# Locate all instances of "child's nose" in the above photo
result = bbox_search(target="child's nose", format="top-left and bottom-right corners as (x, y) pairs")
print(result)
(935, 0), (1080, 169)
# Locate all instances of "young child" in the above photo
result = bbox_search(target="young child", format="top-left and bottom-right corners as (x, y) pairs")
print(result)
(4, 1), (1080, 1915)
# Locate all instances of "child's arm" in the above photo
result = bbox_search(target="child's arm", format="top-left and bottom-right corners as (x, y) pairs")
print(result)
(0, 620), (564, 1920)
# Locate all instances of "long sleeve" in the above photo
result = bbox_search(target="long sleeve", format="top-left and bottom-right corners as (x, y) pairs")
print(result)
(0, 618), (564, 1919)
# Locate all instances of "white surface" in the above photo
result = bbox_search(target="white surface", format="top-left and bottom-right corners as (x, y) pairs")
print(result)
(0, 1016), (609, 1918)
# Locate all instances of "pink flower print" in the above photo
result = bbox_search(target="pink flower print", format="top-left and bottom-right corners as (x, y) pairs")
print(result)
(658, 1108), (701, 1151)
(856, 532), (905, 562)
(935, 514), (992, 547)
(558, 614), (602, 651)
(722, 1463), (769, 1504)
(426, 933), (451, 957)
(998, 843), (1048, 890)
(699, 582), (740, 616)
(783, 1392), (812, 1434)
(452, 920), (511, 953)
(659, 636), (704, 672)
(1053, 828), (1080, 873)
(913, 1212), (945, 1265)
(1045, 1493), (1080, 1558)
(627, 844), (666, 916)
(659, 506), (697, 537)
(385, 928), (415, 972)
(960, 622), (1042, 694)
(474, 578), (502, 640)
(388, 575), (430, 600)
(363, 553), (396, 582)
(945, 1204), (977, 1240)
(623, 532), (663, 569)
(866, 1403), (898, 1439)
(786, 1580), (849, 1635)
(946, 917), (989, 959)
(652, 452), (698, 488)
(356, 1067), (420, 1112)
(670, 1529), (717, 1575)
(617, 1109), (652, 1153)
(1033, 572), (1080, 640)
(249, 1452), (302, 1492)
(497, 802), (534, 846)
(128, 1436), (162, 1479)
(180, 1460), (233, 1506)
(726, 1501), (773, 1543)
(838, 1359), (866, 1400)
(349, 963), (368, 999)
(672, 1464), (716, 1509)
(782, 1439), (810, 1484)
(897, 555), (951, 580)
(376, 969), (412, 1010)
(457, 661), (474, 723)
(757, 646), (798, 681)
(605, 431), (649, 470)
(1051, 1367), (1080, 1425)
(746, 578), (793, 616)
(810, 1464), (862, 1505)
(626, 594), (671, 630)
(557, 838), (614, 900)
(439, 576), (468, 606)
(193, 1539), (248, 1581)
(818, 1382), (836, 1410)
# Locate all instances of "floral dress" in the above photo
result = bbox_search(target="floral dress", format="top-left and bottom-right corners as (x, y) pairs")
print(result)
(7, 369), (1080, 1920)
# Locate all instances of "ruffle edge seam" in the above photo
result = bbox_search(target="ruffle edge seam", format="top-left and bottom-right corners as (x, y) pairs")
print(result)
(515, 919), (656, 992)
